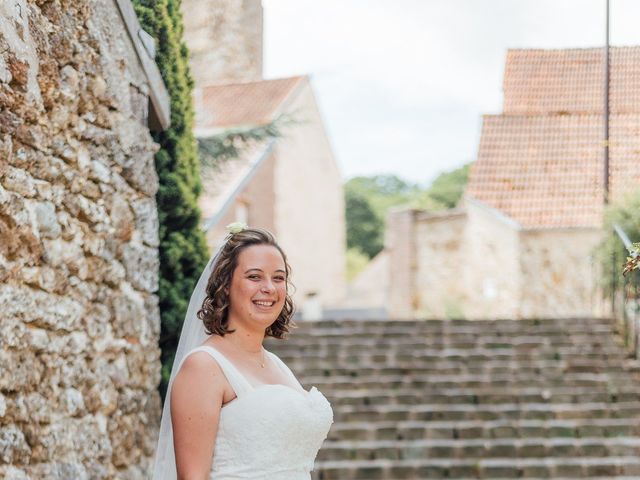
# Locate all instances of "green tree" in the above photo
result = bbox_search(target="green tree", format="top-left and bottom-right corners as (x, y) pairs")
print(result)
(343, 166), (472, 264)
(425, 163), (471, 208)
(345, 188), (384, 259)
(132, 0), (209, 398)
(346, 175), (418, 220)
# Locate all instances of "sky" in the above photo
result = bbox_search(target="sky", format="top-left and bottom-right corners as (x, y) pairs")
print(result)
(262, 0), (640, 186)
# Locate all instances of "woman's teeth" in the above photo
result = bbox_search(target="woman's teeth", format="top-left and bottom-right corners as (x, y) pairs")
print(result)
(254, 301), (275, 307)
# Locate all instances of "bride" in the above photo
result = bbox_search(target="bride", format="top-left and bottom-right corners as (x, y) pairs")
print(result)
(152, 224), (334, 479)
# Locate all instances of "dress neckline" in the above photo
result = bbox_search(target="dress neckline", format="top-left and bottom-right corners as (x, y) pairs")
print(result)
(200, 344), (307, 395)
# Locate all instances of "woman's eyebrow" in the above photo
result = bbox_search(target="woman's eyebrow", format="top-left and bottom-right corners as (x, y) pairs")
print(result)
(244, 268), (286, 274)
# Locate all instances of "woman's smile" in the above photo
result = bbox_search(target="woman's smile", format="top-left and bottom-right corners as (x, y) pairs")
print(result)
(227, 244), (288, 325)
(253, 299), (276, 309)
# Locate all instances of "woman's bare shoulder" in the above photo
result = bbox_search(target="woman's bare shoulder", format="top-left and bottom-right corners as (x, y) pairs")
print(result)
(175, 350), (227, 386)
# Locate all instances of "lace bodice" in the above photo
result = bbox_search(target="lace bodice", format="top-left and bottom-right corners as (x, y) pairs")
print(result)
(182, 346), (334, 480)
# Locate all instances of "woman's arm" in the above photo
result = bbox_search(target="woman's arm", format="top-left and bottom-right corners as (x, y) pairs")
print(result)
(171, 352), (226, 480)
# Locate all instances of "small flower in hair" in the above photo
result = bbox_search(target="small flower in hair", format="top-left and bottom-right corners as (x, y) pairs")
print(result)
(226, 221), (248, 234)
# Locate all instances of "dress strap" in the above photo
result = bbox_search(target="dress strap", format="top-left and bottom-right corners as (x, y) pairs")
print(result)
(266, 350), (304, 390)
(184, 346), (254, 397)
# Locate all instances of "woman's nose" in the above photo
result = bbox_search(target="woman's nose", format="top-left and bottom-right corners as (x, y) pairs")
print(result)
(261, 280), (275, 293)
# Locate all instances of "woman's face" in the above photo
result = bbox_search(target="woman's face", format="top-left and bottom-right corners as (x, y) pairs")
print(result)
(227, 244), (287, 330)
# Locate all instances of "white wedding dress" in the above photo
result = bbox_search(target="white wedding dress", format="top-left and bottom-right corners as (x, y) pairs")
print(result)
(179, 346), (334, 480)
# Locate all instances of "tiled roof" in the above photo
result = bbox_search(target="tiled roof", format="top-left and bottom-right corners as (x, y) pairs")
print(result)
(503, 47), (640, 114)
(466, 113), (640, 228)
(198, 76), (304, 130)
(466, 46), (640, 229)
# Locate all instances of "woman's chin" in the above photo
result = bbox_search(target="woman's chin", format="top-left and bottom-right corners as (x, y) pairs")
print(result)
(250, 310), (278, 325)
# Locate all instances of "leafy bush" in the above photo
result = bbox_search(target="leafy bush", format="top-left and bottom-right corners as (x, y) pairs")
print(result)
(132, 0), (209, 398)
(345, 186), (385, 259)
(598, 191), (640, 294)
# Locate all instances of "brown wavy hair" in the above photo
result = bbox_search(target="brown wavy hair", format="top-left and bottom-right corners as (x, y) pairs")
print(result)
(197, 227), (296, 338)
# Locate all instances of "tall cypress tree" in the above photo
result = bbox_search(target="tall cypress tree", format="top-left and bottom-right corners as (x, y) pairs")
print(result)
(132, 0), (209, 398)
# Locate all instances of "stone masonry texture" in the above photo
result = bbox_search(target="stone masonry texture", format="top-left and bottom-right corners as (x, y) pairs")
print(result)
(0, 1), (161, 478)
(181, 0), (263, 87)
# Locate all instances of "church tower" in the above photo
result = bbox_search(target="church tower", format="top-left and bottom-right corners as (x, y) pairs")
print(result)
(181, 0), (263, 87)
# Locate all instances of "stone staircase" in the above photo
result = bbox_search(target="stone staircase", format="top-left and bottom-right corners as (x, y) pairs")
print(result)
(264, 318), (640, 479)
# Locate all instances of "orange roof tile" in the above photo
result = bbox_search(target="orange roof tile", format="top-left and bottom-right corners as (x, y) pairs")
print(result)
(198, 76), (304, 130)
(503, 47), (640, 115)
(466, 113), (640, 228)
(466, 46), (640, 229)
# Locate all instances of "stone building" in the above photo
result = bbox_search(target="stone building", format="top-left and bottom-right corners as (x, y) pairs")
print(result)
(182, 0), (347, 312)
(357, 47), (640, 319)
(0, 0), (169, 477)
(196, 76), (346, 310)
(181, 0), (263, 130)
(181, 0), (263, 87)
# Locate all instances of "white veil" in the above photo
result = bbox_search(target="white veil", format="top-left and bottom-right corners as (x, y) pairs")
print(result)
(151, 237), (227, 479)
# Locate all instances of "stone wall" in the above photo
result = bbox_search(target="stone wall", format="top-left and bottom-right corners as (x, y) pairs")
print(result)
(413, 210), (467, 319)
(385, 201), (602, 320)
(181, 0), (263, 87)
(462, 201), (522, 319)
(0, 1), (161, 477)
(519, 228), (602, 318)
(385, 209), (418, 319)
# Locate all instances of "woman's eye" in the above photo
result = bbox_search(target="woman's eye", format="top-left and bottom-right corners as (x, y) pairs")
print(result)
(248, 275), (260, 280)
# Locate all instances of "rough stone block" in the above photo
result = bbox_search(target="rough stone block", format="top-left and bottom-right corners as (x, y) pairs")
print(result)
(0, 424), (31, 464)
(132, 197), (159, 248)
(0, 283), (84, 331)
(0, 348), (44, 391)
(120, 242), (159, 292)
(0, 466), (29, 480)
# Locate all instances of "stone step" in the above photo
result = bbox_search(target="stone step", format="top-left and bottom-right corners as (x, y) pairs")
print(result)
(296, 361), (640, 378)
(295, 317), (616, 329)
(301, 372), (640, 391)
(269, 317), (640, 478)
(279, 329), (621, 342)
(290, 329), (621, 340)
(283, 358), (640, 375)
(327, 418), (640, 442)
(329, 401), (640, 423)
(297, 326), (621, 336)
(311, 456), (640, 479)
(318, 386), (640, 407)
(277, 344), (626, 365)
(289, 340), (623, 350)
(317, 436), (640, 461)
(273, 345), (629, 360)
(282, 355), (631, 373)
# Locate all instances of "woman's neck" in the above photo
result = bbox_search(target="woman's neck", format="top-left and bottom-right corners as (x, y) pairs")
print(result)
(224, 322), (264, 353)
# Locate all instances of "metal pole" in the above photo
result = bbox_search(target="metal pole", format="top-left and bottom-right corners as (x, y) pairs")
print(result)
(604, 0), (610, 204)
